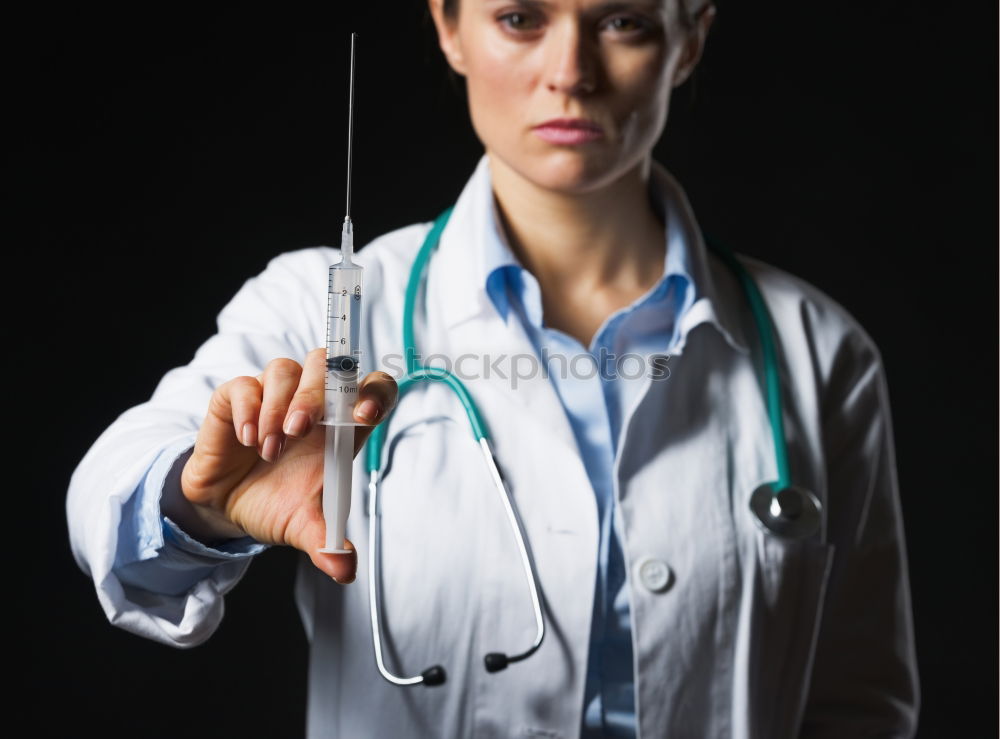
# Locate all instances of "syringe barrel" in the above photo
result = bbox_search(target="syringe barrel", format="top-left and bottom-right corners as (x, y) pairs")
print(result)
(325, 262), (363, 424)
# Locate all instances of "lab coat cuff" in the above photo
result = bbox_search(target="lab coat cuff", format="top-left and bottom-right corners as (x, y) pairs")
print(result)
(161, 516), (268, 561)
(157, 444), (269, 562)
(113, 435), (266, 598)
(118, 436), (267, 571)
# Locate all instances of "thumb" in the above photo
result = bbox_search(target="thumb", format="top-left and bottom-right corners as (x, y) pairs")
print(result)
(300, 516), (358, 584)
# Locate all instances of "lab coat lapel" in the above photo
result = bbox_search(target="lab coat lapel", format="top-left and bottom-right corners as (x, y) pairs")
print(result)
(422, 153), (584, 463)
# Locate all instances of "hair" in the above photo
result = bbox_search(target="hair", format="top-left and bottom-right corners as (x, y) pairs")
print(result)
(440, 0), (709, 30)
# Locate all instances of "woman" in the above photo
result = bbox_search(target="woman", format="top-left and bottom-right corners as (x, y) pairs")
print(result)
(67, 0), (920, 736)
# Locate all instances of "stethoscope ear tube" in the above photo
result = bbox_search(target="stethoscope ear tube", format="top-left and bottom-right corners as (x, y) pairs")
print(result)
(705, 237), (822, 541)
(402, 206), (455, 377)
(705, 237), (792, 492)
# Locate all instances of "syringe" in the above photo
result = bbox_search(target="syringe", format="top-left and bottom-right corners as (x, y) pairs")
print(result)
(319, 32), (362, 555)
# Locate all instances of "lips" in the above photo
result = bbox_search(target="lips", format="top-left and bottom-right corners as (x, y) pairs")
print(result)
(533, 118), (605, 145)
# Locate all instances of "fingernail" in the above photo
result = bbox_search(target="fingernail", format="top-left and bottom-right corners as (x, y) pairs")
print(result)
(333, 574), (355, 585)
(356, 399), (380, 423)
(284, 410), (309, 437)
(262, 433), (282, 463)
(241, 422), (256, 447)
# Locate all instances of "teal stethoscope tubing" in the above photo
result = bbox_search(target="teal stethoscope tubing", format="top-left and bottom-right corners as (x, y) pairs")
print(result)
(364, 204), (820, 687)
(368, 205), (791, 486)
(366, 205), (543, 688)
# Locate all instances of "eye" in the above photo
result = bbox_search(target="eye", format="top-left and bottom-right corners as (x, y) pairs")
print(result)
(498, 11), (543, 32)
(602, 14), (650, 35)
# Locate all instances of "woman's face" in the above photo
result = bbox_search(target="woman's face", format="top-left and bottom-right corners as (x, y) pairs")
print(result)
(430, 0), (714, 193)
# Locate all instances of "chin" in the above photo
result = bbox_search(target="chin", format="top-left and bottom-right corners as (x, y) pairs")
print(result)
(513, 146), (620, 194)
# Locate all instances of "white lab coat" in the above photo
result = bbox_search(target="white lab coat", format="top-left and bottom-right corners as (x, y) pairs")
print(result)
(67, 153), (919, 738)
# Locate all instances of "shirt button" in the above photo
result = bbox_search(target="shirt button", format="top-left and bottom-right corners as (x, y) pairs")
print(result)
(636, 557), (674, 593)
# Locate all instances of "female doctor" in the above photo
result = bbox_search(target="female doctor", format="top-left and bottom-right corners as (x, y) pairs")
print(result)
(67, 0), (920, 736)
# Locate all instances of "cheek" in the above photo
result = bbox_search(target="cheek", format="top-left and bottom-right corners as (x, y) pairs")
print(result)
(463, 33), (533, 146)
(609, 49), (676, 139)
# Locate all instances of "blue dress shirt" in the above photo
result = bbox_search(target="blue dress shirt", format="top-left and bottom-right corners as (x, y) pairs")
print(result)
(481, 176), (697, 737)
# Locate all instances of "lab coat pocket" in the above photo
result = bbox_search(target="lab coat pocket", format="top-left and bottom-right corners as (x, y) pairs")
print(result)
(747, 532), (836, 737)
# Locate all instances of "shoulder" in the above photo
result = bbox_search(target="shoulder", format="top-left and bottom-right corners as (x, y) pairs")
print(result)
(357, 221), (436, 293)
(733, 253), (885, 399)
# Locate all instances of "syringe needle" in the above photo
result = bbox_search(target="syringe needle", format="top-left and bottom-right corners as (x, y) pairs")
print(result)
(345, 31), (356, 224)
(342, 32), (356, 263)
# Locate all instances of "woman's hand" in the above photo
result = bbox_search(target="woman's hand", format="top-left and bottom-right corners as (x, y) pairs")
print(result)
(170, 347), (398, 584)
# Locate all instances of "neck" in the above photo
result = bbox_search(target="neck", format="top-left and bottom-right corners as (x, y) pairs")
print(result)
(488, 153), (666, 305)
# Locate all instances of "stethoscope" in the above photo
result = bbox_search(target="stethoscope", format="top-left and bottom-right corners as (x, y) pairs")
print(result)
(363, 205), (822, 687)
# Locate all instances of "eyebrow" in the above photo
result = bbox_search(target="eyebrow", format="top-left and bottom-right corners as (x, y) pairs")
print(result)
(483, 0), (663, 9)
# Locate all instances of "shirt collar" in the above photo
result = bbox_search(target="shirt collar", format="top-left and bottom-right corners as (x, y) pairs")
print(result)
(434, 152), (750, 356)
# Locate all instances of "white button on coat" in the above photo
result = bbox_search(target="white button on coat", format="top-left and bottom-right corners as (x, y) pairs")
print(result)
(66, 153), (920, 738)
(636, 557), (674, 593)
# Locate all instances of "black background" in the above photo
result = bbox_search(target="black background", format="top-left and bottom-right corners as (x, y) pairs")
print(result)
(20, 2), (997, 736)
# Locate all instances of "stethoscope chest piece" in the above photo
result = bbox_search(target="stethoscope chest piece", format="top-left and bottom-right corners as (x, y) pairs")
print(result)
(749, 483), (823, 540)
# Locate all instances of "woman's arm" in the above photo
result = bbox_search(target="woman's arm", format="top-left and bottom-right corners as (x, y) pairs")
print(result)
(66, 248), (324, 648)
(800, 329), (920, 737)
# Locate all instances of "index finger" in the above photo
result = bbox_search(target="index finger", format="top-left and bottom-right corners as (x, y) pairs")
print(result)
(282, 347), (327, 438)
(351, 371), (399, 456)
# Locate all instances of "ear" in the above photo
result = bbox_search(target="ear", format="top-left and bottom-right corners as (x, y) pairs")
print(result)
(672, 2), (716, 88)
(427, 0), (468, 77)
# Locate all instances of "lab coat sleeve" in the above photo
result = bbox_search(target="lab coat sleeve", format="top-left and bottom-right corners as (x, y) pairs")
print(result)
(799, 330), (920, 737)
(113, 435), (268, 597)
(66, 249), (321, 649)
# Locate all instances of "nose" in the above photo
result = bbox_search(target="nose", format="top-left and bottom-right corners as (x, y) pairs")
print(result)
(544, 20), (597, 96)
